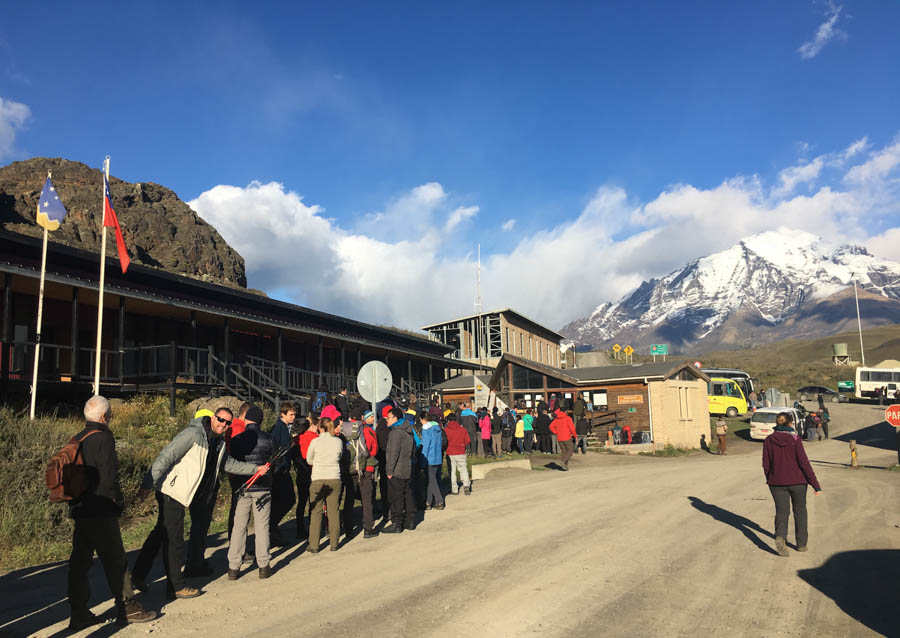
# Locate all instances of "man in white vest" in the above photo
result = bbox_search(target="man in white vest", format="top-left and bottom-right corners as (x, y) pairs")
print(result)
(132, 409), (267, 600)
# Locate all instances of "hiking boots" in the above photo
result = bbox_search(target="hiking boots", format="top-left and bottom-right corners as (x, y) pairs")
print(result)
(381, 523), (403, 534)
(797, 546), (808, 553)
(775, 537), (789, 557)
(463, 486), (472, 495)
(167, 586), (201, 600)
(364, 528), (379, 538)
(116, 599), (157, 626)
(67, 611), (101, 631)
(227, 569), (240, 580)
(259, 566), (272, 579)
(435, 503), (445, 510)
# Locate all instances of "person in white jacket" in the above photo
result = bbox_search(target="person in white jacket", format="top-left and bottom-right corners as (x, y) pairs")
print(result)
(132, 409), (267, 600)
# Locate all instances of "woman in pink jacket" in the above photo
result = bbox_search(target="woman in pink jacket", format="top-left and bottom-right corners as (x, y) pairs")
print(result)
(479, 409), (493, 457)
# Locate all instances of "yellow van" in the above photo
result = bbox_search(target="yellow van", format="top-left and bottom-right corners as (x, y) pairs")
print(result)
(707, 376), (748, 417)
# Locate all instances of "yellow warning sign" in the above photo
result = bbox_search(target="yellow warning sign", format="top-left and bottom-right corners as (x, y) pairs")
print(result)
(612, 344), (621, 352)
(623, 345), (634, 355)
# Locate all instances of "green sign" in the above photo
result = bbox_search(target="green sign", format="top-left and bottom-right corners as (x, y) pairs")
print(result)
(650, 344), (669, 355)
(837, 380), (855, 391)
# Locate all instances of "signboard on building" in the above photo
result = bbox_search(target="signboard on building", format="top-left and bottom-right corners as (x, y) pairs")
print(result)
(617, 394), (644, 405)
(475, 382), (508, 412)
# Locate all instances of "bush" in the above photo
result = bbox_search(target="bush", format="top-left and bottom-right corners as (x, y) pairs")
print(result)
(0, 395), (191, 569)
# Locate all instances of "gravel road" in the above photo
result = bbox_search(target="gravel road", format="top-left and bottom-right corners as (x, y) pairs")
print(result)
(6, 403), (898, 637)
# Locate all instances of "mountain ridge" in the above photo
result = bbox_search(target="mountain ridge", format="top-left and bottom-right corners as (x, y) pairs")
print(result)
(561, 229), (900, 353)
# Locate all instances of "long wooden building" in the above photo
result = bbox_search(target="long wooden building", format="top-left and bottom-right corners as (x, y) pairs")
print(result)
(0, 231), (481, 413)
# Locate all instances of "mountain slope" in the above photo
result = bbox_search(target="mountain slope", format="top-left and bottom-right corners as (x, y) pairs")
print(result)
(561, 229), (900, 352)
(0, 157), (247, 287)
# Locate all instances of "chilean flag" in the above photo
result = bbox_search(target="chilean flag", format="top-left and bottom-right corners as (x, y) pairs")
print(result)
(103, 173), (130, 274)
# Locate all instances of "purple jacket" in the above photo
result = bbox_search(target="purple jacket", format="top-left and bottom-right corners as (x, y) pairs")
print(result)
(762, 431), (821, 491)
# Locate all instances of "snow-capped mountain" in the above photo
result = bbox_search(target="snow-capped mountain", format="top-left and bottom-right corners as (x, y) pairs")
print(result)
(561, 229), (900, 352)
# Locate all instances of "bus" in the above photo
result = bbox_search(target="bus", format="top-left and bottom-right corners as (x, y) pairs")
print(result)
(854, 366), (900, 400)
(701, 367), (758, 401)
(707, 377), (749, 417)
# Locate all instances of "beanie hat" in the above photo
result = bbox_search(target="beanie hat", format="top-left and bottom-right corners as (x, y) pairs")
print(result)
(245, 405), (264, 425)
(320, 404), (341, 421)
(363, 410), (374, 421)
(194, 408), (215, 420)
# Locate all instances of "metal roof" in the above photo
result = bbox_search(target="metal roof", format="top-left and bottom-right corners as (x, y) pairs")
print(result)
(432, 374), (493, 391)
(421, 308), (564, 341)
(0, 231), (489, 369)
(487, 353), (709, 389)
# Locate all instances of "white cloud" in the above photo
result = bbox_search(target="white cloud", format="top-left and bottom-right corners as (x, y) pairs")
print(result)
(189, 134), (900, 332)
(0, 97), (30, 159)
(501, 219), (516, 231)
(772, 157), (824, 197)
(798, 2), (846, 60)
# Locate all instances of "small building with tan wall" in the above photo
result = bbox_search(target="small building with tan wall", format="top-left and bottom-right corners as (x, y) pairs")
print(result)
(487, 354), (711, 449)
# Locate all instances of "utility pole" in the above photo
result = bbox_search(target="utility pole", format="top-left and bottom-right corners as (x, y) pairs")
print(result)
(854, 279), (866, 366)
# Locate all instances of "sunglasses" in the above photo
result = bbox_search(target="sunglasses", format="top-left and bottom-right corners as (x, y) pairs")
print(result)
(216, 416), (233, 426)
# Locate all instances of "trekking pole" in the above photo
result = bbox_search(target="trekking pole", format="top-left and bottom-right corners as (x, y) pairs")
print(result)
(234, 447), (288, 498)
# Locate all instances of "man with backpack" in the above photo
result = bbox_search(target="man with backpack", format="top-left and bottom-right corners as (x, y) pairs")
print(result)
(500, 408), (514, 455)
(459, 403), (479, 456)
(268, 402), (297, 547)
(356, 410), (380, 537)
(59, 396), (156, 630)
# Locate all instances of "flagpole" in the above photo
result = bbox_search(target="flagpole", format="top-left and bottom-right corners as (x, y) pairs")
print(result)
(94, 157), (110, 395)
(29, 177), (52, 419)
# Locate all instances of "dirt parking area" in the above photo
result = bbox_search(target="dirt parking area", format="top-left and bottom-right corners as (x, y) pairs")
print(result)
(3, 403), (898, 637)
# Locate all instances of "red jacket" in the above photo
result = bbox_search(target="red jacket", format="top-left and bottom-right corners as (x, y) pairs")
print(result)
(444, 421), (471, 455)
(298, 429), (319, 459)
(362, 426), (378, 472)
(550, 411), (576, 442)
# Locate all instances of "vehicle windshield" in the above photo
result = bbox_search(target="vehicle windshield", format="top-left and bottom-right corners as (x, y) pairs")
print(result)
(751, 412), (779, 424)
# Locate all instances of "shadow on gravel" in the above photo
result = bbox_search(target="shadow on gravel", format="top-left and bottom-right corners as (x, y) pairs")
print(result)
(835, 420), (898, 451)
(687, 497), (778, 555)
(798, 550), (900, 637)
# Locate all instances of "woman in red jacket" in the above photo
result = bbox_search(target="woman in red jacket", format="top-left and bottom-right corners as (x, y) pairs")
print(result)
(762, 412), (821, 557)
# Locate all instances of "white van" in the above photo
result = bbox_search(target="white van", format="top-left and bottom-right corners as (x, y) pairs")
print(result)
(749, 407), (805, 441)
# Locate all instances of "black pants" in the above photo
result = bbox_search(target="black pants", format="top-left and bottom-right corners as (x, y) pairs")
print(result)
(466, 429), (478, 455)
(389, 476), (415, 527)
(295, 463), (311, 533)
(360, 471), (376, 530)
(377, 459), (389, 517)
(186, 485), (216, 570)
(69, 516), (133, 616)
(482, 438), (493, 456)
(539, 433), (552, 452)
(524, 431), (534, 453)
(770, 484), (808, 548)
(426, 465), (443, 506)
(414, 464), (427, 509)
(341, 473), (357, 533)
(133, 492), (185, 595)
(227, 474), (243, 539)
(269, 471), (296, 537)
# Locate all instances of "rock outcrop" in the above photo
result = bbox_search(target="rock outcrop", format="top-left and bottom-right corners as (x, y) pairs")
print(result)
(0, 157), (247, 288)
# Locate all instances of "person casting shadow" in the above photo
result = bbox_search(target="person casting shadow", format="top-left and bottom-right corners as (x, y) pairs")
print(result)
(687, 496), (777, 555)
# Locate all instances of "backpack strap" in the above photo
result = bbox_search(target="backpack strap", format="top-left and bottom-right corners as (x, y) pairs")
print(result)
(73, 429), (102, 462)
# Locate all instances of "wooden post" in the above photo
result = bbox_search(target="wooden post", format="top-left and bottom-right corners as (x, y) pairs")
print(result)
(356, 345), (361, 373)
(118, 297), (126, 386)
(207, 345), (215, 387)
(169, 340), (177, 417)
(0, 275), (10, 403)
(850, 440), (859, 469)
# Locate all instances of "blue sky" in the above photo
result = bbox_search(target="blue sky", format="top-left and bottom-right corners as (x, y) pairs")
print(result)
(2, 1), (900, 329)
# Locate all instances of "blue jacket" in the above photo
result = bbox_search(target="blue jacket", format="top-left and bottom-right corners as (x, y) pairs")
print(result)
(421, 421), (443, 465)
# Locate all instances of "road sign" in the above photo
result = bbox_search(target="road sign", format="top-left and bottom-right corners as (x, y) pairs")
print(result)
(623, 345), (634, 355)
(694, 361), (702, 369)
(650, 344), (668, 355)
(885, 405), (900, 427)
(612, 344), (621, 352)
(357, 360), (393, 404)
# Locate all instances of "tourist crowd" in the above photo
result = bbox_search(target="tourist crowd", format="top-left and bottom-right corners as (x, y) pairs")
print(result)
(61, 390), (585, 630)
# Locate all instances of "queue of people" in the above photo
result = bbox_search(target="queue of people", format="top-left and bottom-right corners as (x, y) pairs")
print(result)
(62, 389), (591, 630)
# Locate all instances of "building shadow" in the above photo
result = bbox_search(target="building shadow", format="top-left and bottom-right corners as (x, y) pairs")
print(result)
(835, 420), (897, 451)
(687, 496), (778, 555)
(797, 550), (900, 637)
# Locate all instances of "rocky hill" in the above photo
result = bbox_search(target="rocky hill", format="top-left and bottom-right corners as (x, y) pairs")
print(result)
(561, 229), (900, 353)
(0, 157), (247, 287)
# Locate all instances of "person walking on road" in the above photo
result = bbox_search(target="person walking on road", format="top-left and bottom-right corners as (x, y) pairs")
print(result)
(306, 416), (344, 552)
(715, 416), (728, 455)
(762, 412), (821, 557)
(66, 396), (156, 630)
(445, 416), (472, 495)
(550, 409), (577, 470)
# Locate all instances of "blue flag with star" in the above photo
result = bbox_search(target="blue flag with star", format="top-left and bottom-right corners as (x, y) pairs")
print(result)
(36, 175), (67, 231)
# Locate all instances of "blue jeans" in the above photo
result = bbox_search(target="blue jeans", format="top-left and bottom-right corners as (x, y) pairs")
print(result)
(516, 437), (524, 453)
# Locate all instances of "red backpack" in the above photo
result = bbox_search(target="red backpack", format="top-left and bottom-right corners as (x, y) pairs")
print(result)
(45, 430), (101, 503)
